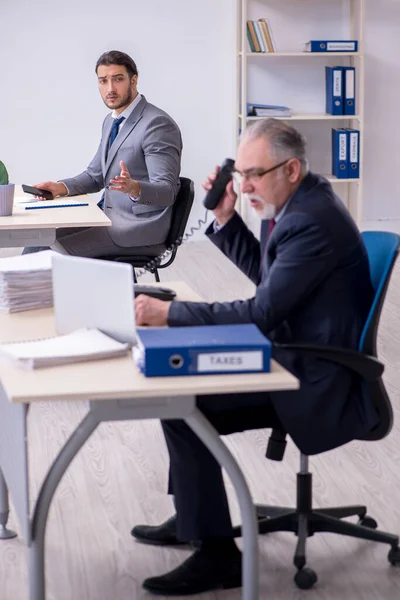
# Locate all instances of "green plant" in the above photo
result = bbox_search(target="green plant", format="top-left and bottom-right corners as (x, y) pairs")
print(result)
(0, 161), (9, 185)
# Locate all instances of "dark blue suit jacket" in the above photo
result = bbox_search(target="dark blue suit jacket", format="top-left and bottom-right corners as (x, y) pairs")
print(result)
(168, 173), (379, 455)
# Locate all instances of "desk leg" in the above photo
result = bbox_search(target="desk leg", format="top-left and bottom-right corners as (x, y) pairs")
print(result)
(185, 408), (259, 600)
(29, 412), (99, 600)
(0, 468), (17, 539)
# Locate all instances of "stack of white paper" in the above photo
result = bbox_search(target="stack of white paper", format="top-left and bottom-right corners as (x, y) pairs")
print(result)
(0, 250), (55, 313)
(0, 328), (131, 369)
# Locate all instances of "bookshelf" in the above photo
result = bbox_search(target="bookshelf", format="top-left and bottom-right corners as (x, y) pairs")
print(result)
(236, 0), (365, 227)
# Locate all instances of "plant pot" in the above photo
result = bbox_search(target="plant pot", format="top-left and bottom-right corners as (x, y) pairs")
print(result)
(0, 183), (15, 216)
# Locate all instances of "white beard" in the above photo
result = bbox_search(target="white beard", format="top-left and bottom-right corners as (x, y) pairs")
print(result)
(244, 194), (277, 220)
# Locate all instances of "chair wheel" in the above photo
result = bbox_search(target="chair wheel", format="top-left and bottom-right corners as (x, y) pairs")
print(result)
(294, 568), (318, 590)
(358, 516), (378, 529)
(388, 547), (400, 566)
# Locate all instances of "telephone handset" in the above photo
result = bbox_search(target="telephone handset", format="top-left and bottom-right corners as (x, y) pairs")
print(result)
(135, 158), (235, 283)
(202, 158), (235, 210)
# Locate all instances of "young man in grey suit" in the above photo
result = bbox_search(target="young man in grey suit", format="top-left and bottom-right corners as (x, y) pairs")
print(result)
(132, 119), (379, 596)
(29, 50), (182, 257)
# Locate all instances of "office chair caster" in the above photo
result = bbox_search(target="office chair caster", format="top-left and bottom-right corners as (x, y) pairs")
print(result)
(294, 567), (318, 589)
(358, 516), (378, 529)
(388, 547), (400, 566)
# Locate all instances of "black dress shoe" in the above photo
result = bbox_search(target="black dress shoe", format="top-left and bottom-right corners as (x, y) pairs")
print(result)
(142, 547), (242, 596)
(131, 514), (189, 547)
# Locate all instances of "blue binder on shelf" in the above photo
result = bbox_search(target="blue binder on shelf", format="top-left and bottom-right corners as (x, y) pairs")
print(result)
(347, 129), (360, 178)
(134, 324), (272, 377)
(325, 66), (344, 115)
(343, 66), (356, 115)
(305, 40), (358, 52)
(332, 128), (349, 178)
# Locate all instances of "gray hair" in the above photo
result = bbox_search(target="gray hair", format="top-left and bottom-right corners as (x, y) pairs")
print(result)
(241, 118), (309, 172)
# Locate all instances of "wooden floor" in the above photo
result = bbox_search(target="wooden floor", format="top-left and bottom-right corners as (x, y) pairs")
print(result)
(1, 239), (400, 600)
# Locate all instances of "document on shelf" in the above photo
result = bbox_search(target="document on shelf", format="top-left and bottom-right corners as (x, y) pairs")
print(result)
(0, 328), (131, 369)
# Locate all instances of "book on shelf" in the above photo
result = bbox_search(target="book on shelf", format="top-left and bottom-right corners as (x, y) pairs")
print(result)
(247, 103), (292, 117)
(259, 18), (276, 52)
(305, 40), (358, 53)
(246, 19), (276, 53)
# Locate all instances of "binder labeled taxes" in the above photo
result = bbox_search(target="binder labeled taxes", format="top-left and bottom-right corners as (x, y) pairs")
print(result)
(325, 67), (344, 115)
(332, 128), (349, 178)
(343, 67), (356, 115)
(133, 324), (272, 377)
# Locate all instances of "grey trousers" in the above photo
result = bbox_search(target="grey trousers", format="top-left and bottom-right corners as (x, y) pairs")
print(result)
(23, 226), (167, 258)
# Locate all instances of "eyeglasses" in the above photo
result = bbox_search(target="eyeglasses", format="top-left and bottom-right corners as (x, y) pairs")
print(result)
(232, 159), (289, 186)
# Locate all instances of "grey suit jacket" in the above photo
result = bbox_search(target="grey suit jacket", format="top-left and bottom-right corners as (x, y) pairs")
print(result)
(62, 95), (182, 247)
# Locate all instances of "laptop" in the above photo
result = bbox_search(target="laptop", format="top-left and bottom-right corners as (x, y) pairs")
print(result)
(52, 253), (136, 345)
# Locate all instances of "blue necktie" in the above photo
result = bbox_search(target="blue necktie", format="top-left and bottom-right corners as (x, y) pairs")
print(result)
(106, 116), (125, 160)
(99, 116), (125, 209)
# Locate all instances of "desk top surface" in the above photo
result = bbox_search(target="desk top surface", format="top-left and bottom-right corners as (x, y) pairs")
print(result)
(0, 281), (299, 404)
(0, 186), (111, 230)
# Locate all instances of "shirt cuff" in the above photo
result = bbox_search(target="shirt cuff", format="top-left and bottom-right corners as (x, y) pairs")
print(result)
(129, 194), (140, 203)
(213, 219), (224, 233)
(58, 181), (70, 196)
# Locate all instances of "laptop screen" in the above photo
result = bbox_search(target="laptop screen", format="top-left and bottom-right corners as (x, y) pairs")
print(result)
(52, 253), (136, 345)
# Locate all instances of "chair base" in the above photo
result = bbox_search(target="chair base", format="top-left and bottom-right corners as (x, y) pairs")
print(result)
(231, 469), (400, 589)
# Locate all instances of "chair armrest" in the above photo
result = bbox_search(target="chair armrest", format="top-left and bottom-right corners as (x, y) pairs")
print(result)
(274, 343), (384, 382)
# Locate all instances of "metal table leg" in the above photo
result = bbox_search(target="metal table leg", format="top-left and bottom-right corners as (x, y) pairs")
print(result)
(186, 408), (259, 600)
(28, 412), (99, 600)
(0, 468), (17, 540)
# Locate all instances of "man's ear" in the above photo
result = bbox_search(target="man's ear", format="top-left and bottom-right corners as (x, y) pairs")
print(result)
(287, 158), (302, 183)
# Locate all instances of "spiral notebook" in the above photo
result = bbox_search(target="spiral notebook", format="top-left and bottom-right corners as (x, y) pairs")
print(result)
(0, 328), (131, 370)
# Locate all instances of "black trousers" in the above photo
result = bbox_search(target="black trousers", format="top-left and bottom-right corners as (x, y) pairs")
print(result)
(161, 392), (282, 542)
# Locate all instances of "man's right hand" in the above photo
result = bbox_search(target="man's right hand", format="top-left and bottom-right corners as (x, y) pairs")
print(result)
(33, 181), (68, 199)
(202, 166), (237, 227)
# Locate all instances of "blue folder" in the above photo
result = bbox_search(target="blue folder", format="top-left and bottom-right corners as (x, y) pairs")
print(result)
(343, 66), (356, 115)
(332, 128), (349, 179)
(347, 129), (360, 178)
(325, 66), (344, 115)
(134, 324), (272, 377)
(306, 40), (358, 52)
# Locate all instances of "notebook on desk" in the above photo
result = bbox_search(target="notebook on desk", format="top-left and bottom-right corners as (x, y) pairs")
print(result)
(0, 328), (131, 370)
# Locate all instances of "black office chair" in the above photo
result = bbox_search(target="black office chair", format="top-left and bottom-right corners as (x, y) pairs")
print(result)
(233, 231), (400, 589)
(102, 177), (194, 283)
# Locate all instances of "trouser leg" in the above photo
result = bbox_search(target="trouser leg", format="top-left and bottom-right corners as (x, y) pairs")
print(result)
(162, 392), (281, 542)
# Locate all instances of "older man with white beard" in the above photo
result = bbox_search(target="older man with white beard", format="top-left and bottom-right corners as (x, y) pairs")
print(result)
(132, 119), (377, 597)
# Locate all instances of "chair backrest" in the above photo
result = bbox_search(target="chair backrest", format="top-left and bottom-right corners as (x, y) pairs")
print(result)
(359, 231), (400, 356)
(266, 230), (400, 458)
(358, 231), (400, 441)
(165, 177), (195, 248)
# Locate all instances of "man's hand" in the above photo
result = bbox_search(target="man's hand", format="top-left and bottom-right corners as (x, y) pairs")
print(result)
(135, 295), (172, 326)
(33, 181), (67, 199)
(109, 161), (141, 198)
(202, 166), (237, 227)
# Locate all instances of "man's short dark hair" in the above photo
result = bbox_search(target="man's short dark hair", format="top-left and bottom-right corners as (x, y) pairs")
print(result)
(95, 51), (138, 79)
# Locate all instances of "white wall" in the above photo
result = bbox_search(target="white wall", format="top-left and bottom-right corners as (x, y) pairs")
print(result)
(0, 0), (398, 227)
(0, 0), (236, 234)
(364, 0), (400, 220)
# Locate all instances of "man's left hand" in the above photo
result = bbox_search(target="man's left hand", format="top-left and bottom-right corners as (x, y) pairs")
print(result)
(135, 295), (171, 326)
(109, 160), (140, 197)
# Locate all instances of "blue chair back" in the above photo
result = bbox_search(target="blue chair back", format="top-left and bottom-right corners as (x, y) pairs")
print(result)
(359, 231), (400, 441)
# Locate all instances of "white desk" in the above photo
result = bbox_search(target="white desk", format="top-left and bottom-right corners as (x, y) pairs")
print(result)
(0, 282), (299, 600)
(0, 185), (110, 247)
